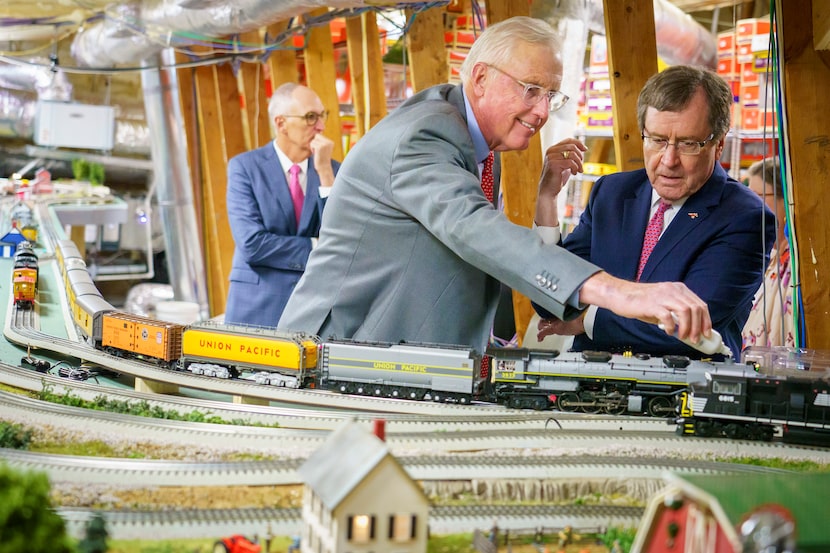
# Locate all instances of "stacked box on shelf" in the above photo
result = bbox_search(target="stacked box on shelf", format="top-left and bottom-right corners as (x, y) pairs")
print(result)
(445, 14), (483, 84)
(584, 34), (613, 132)
(735, 18), (777, 134)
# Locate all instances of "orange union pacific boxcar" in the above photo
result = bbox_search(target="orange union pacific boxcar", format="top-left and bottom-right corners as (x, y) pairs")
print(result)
(180, 322), (319, 386)
(93, 311), (184, 368)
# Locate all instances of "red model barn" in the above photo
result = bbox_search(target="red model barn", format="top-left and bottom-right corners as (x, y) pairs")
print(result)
(632, 472), (829, 553)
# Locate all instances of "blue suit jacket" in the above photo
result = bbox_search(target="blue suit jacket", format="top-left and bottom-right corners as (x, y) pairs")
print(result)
(549, 163), (775, 358)
(224, 143), (339, 327)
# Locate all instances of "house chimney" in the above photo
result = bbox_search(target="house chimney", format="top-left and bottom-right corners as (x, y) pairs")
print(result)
(372, 419), (386, 442)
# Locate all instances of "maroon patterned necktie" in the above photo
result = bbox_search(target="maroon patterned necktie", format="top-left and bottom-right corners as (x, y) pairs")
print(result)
(636, 201), (671, 281)
(480, 151), (495, 380)
(481, 151), (494, 203)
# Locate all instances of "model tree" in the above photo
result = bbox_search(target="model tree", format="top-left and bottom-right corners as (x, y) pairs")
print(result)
(78, 512), (108, 553)
(0, 463), (75, 553)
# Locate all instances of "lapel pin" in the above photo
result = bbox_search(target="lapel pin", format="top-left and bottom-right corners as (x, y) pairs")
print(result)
(688, 212), (699, 219)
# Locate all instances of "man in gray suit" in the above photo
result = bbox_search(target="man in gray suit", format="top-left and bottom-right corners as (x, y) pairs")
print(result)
(279, 17), (712, 354)
(225, 83), (339, 327)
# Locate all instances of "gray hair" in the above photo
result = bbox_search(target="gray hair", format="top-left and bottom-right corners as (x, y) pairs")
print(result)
(636, 65), (733, 139)
(459, 16), (561, 85)
(747, 157), (782, 195)
(268, 82), (301, 122)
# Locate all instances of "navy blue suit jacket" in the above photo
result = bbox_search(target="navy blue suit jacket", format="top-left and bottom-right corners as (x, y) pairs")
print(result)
(224, 143), (339, 327)
(542, 163), (775, 358)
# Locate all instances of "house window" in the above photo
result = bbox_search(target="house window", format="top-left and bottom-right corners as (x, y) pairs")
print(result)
(389, 514), (417, 541)
(347, 514), (375, 543)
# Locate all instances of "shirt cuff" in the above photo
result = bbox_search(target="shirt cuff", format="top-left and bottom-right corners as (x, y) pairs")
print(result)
(583, 305), (598, 339)
(534, 223), (561, 245)
(319, 186), (332, 198)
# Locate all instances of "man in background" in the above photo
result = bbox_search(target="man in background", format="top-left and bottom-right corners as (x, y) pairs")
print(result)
(225, 83), (339, 327)
(536, 65), (775, 359)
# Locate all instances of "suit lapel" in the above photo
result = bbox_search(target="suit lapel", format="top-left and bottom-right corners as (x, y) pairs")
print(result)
(639, 166), (725, 281)
(621, 179), (653, 279)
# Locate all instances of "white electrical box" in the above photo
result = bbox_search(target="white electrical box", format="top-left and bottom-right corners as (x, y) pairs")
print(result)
(35, 100), (116, 150)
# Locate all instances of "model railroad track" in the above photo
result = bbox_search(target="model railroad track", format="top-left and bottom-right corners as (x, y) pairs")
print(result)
(57, 504), (646, 541)
(0, 450), (792, 488)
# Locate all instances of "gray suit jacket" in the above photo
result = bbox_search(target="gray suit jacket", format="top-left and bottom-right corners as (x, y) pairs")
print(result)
(279, 84), (599, 353)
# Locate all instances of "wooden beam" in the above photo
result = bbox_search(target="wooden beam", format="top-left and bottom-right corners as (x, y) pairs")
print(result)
(405, 6), (449, 92)
(813, 0), (830, 50)
(191, 53), (247, 317)
(303, 8), (344, 162)
(345, 15), (367, 139)
(235, 30), (272, 149)
(779, 0), (830, 347)
(344, 12), (387, 134)
(485, 0), (538, 345)
(265, 19), (300, 97)
(603, 0), (659, 171)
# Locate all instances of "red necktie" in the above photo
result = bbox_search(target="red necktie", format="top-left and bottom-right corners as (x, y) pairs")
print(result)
(479, 151), (495, 380)
(481, 151), (494, 203)
(636, 201), (671, 281)
(288, 164), (304, 226)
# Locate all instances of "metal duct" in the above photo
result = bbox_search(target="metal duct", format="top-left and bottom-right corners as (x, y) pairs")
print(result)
(141, 49), (210, 316)
(532, 0), (717, 69)
(71, 0), (432, 68)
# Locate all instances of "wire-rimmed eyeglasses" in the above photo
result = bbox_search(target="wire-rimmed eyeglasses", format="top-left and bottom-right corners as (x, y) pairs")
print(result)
(641, 129), (717, 156)
(283, 110), (329, 126)
(486, 64), (569, 112)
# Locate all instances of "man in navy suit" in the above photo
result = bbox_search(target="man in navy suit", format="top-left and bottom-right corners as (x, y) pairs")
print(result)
(536, 65), (775, 359)
(224, 83), (340, 327)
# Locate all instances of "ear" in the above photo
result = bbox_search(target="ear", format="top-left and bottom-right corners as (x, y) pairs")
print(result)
(715, 136), (726, 158)
(470, 62), (490, 97)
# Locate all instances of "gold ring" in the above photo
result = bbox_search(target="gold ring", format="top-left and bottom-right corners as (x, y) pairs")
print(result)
(563, 150), (570, 159)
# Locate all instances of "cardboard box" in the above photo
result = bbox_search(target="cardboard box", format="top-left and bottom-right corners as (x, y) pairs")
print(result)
(717, 57), (736, 77)
(737, 18), (771, 42)
(741, 106), (760, 131)
(740, 63), (760, 85)
(717, 31), (734, 55)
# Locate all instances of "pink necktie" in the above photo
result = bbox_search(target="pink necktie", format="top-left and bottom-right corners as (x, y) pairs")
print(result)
(636, 200), (671, 281)
(288, 164), (304, 226)
(481, 151), (495, 204)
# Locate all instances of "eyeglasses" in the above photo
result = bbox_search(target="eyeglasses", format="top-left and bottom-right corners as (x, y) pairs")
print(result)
(487, 64), (569, 112)
(641, 130), (717, 156)
(282, 110), (329, 126)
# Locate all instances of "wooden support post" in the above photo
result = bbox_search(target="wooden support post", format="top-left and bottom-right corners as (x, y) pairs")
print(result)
(485, 0), (539, 345)
(345, 12), (387, 139)
(303, 8), (344, 162)
(189, 49), (247, 317)
(603, 0), (658, 171)
(405, 6), (449, 92)
(779, 0), (830, 347)
(265, 19), (300, 97)
(236, 30), (272, 149)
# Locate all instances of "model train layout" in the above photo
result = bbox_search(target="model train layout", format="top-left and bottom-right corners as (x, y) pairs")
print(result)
(11, 238), (830, 447)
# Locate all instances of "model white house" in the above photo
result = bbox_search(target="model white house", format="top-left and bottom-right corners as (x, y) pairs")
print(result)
(297, 420), (429, 553)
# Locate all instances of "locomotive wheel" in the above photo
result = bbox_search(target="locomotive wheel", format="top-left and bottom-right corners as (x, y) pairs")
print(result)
(581, 400), (602, 414)
(647, 396), (673, 417)
(605, 401), (627, 415)
(373, 387), (383, 396)
(693, 420), (713, 437)
(338, 384), (349, 394)
(532, 398), (547, 411)
(557, 392), (579, 412)
(724, 423), (746, 439)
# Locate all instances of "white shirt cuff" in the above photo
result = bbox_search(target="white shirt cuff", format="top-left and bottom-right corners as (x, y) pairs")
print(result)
(534, 223), (561, 245)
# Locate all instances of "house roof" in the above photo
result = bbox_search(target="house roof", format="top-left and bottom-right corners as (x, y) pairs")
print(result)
(668, 472), (830, 549)
(298, 421), (390, 510)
